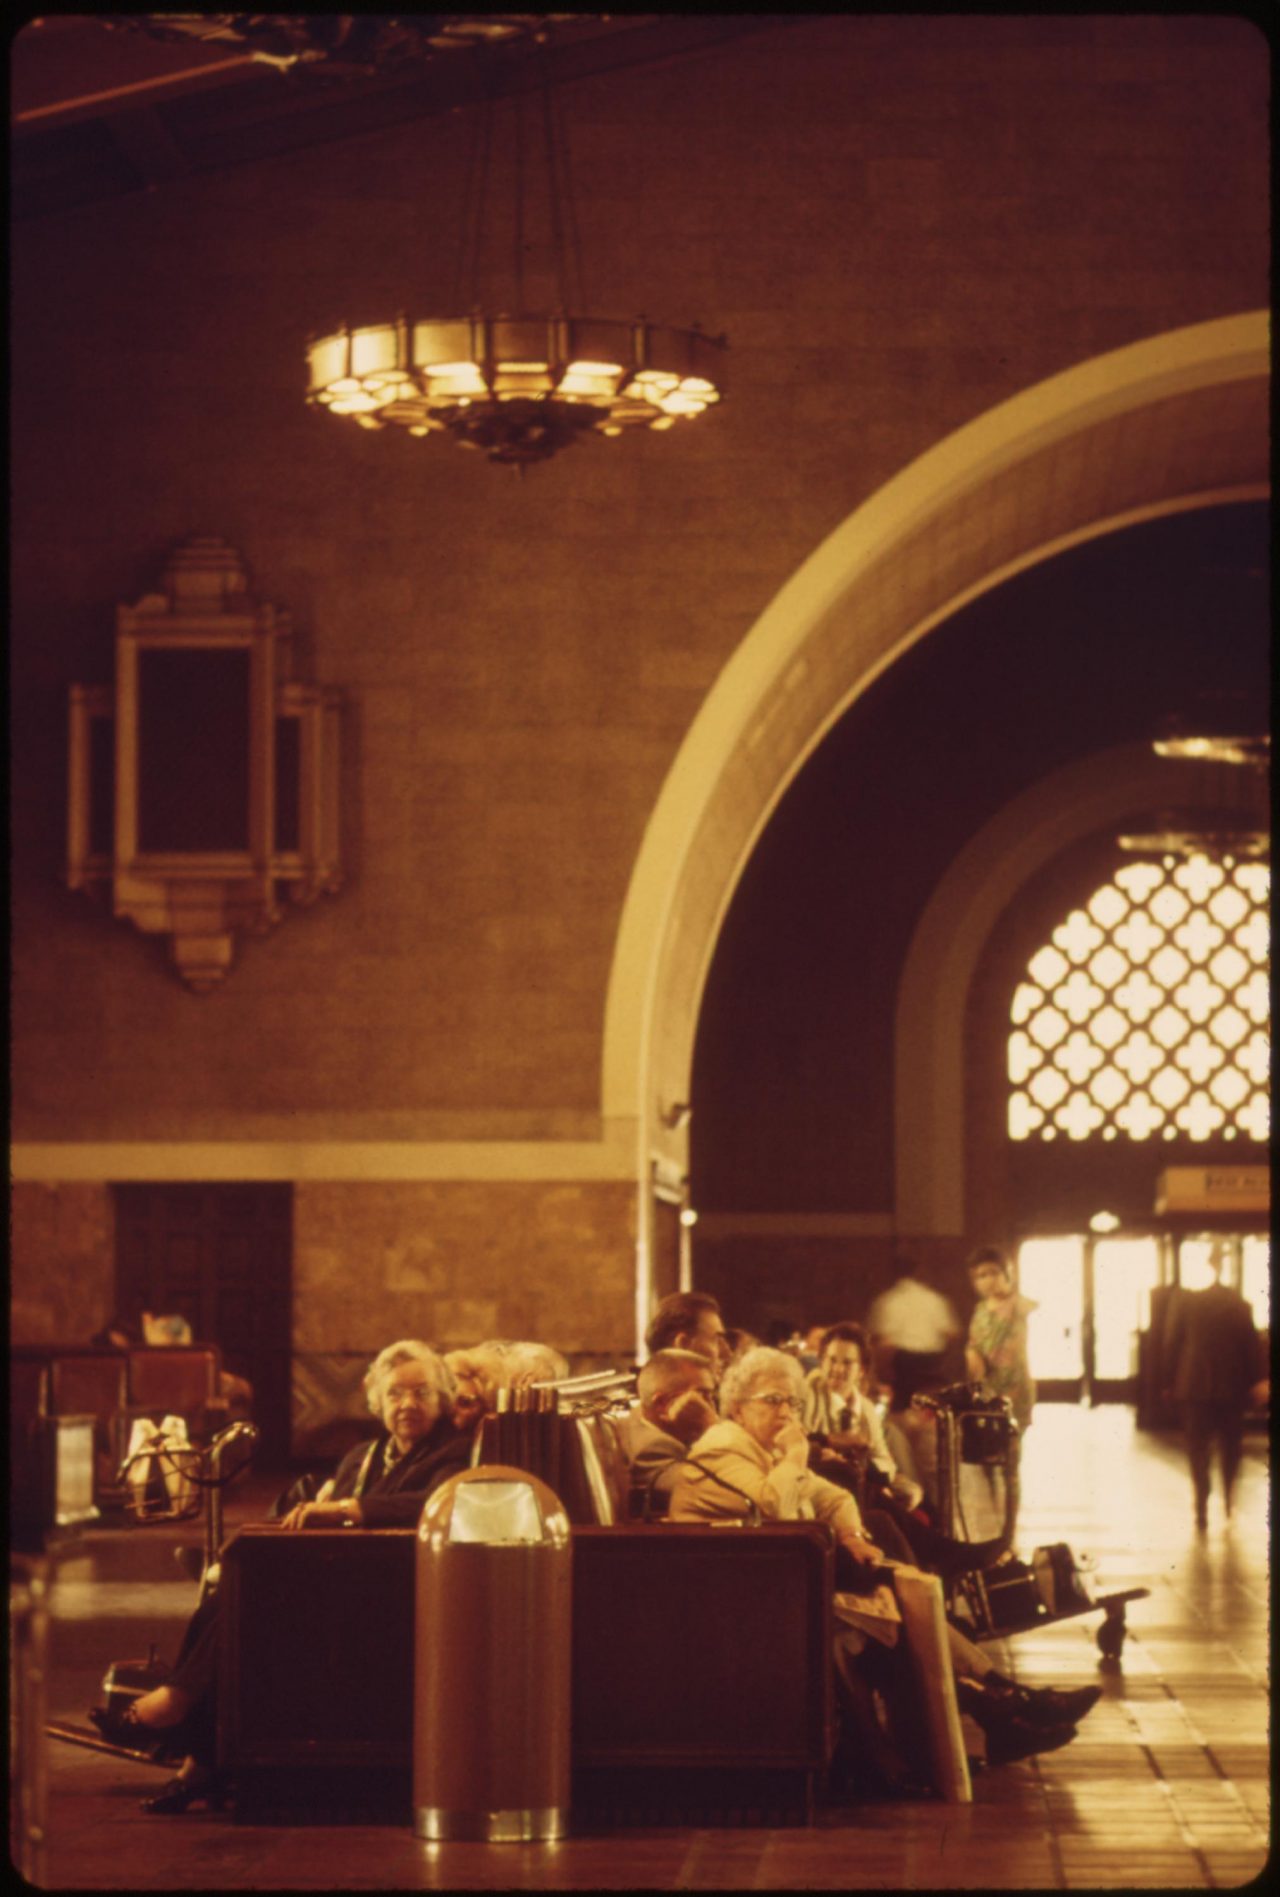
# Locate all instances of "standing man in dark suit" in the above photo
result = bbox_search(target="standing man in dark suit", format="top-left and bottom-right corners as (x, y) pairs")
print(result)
(1163, 1245), (1261, 1531)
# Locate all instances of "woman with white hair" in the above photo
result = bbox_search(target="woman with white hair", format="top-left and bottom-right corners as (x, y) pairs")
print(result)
(669, 1347), (1099, 1794)
(280, 1339), (468, 1529)
(89, 1340), (472, 1812)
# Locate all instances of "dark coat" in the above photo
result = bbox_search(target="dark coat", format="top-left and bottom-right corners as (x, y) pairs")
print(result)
(1163, 1283), (1260, 1406)
(331, 1413), (474, 1527)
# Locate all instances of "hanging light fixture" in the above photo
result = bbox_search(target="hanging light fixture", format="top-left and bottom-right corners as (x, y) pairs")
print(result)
(1151, 691), (1270, 769)
(306, 35), (726, 467)
(1118, 701), (1270, 860)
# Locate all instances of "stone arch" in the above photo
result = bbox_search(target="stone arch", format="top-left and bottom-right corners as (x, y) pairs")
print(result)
(603, 313), (1269, 1225)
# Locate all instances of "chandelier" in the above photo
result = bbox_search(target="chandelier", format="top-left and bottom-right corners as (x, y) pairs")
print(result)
(306, 38), (726, 466)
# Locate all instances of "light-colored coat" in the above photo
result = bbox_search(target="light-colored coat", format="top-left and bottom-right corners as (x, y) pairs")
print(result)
(667, 1417), (864, 1535)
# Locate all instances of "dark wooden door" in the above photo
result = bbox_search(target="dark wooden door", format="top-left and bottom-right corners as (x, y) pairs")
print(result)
(113, 1184), (293, 1463)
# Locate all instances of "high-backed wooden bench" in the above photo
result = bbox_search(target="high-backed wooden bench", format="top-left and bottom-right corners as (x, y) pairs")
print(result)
(218, 1521), (834, 1825)
(12, 1343), (228, 1512)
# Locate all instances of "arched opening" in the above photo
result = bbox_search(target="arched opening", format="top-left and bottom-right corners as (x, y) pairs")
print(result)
(602, 313), (1269, 1340)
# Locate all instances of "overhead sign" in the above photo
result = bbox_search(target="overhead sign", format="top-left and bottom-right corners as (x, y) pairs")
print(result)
(1155, 1167), (1270, 1215)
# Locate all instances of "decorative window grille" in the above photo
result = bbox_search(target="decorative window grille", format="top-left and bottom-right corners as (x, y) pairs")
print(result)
(1008, 855), (1270, 1143)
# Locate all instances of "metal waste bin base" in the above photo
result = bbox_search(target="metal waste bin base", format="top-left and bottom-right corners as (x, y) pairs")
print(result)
(415, 1804), (567, 1842)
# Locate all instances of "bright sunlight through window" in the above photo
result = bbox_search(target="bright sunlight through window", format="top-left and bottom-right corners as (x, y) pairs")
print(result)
(1008, 855), (1270, 1144)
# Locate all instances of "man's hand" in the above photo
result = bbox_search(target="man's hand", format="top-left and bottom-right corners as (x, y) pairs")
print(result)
(839, 1529), (887, 1566)
(279, 1498), (362, 1531)
(664, 1387), (718, 1444)
(776, 1419), (810, 1468)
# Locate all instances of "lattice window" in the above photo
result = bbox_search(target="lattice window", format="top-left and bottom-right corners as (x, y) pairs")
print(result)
(1008, 856), (1270, 1143)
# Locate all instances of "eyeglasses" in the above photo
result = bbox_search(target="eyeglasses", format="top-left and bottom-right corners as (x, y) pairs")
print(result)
(748, 1392), (801, 1410)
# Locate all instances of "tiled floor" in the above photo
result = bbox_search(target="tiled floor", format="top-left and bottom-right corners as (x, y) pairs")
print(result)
(26, 1406), (1269, 1889)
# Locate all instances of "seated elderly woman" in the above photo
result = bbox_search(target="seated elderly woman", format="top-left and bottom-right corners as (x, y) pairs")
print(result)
(89, 1339), (470, 1814)
(667, 1346), (1100, 1795)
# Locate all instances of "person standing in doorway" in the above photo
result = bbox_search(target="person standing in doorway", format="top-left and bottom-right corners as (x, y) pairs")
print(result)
(1163, 1242), (1262, 1531)
(964, 1246), (1036, 1538)
(964, 1247), (1037, 1438)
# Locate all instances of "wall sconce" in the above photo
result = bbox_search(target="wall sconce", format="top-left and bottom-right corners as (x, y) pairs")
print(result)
(67, 536), (342, 992)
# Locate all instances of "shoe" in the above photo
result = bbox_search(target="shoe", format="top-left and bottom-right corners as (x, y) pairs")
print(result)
(932, 1534), (1010, 1582)
(984, 1717), (1077, 1768)
(140, 1769), (226, 1815)
(955, 1677), (1078, 1756)
(1021, 1684), (1101, 1727)
(987, 1679), (1102, 1728)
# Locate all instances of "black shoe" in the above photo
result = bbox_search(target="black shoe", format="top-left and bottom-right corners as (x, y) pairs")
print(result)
(932, 1534), (1010, 1581)
(984, 1717), (1077, 1768)
(986, 1678), (1102, 1728)
(141, 1769), (226, 1815)
(1019, 1684), (1101, 1727)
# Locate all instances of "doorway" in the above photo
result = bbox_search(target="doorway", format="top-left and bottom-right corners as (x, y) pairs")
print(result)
(113, 1183), (293, 1462)
(1017, 1229), (1268, 1405)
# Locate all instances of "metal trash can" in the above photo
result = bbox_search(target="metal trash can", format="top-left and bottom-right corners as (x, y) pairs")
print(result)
(414, 1465), (571, 1842)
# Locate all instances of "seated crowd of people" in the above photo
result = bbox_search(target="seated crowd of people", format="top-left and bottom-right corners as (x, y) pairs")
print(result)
(89, 1298), (1099, 1814)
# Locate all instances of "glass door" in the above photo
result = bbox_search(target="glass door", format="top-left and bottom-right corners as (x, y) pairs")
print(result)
(1018, 1236), (1085, 1402)
(1019, 1228), (1266, 1411)
(1240, 1234), (1270, 1333)
(1090, 1236), (1161, 1403)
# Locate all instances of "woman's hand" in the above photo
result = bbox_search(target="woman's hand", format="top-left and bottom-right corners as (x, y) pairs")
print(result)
(776, 1419), (810, 1468)
(279, 1498), (363, 1531)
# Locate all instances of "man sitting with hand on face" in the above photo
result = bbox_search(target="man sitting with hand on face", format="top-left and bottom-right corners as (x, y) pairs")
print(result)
(619, 1348), (721, 1510)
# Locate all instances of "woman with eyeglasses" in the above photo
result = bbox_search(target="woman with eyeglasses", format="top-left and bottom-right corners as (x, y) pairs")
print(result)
(668, 1347), (1099, 1797)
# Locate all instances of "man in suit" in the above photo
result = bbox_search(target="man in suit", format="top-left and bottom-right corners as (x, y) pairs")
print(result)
(1163, 1246), (1261, 1530)
(619, 1348), (720, 1508)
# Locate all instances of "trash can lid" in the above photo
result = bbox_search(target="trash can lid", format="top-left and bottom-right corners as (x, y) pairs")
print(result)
(418, 1465), (571, 1548)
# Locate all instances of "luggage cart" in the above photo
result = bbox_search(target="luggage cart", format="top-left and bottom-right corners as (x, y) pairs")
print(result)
(915, 1387), (1148, 1663)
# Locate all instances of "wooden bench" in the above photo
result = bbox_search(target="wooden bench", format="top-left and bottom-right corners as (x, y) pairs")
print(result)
(12, 1343), (228, 1512)
(218, 1521), (834, 1825)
